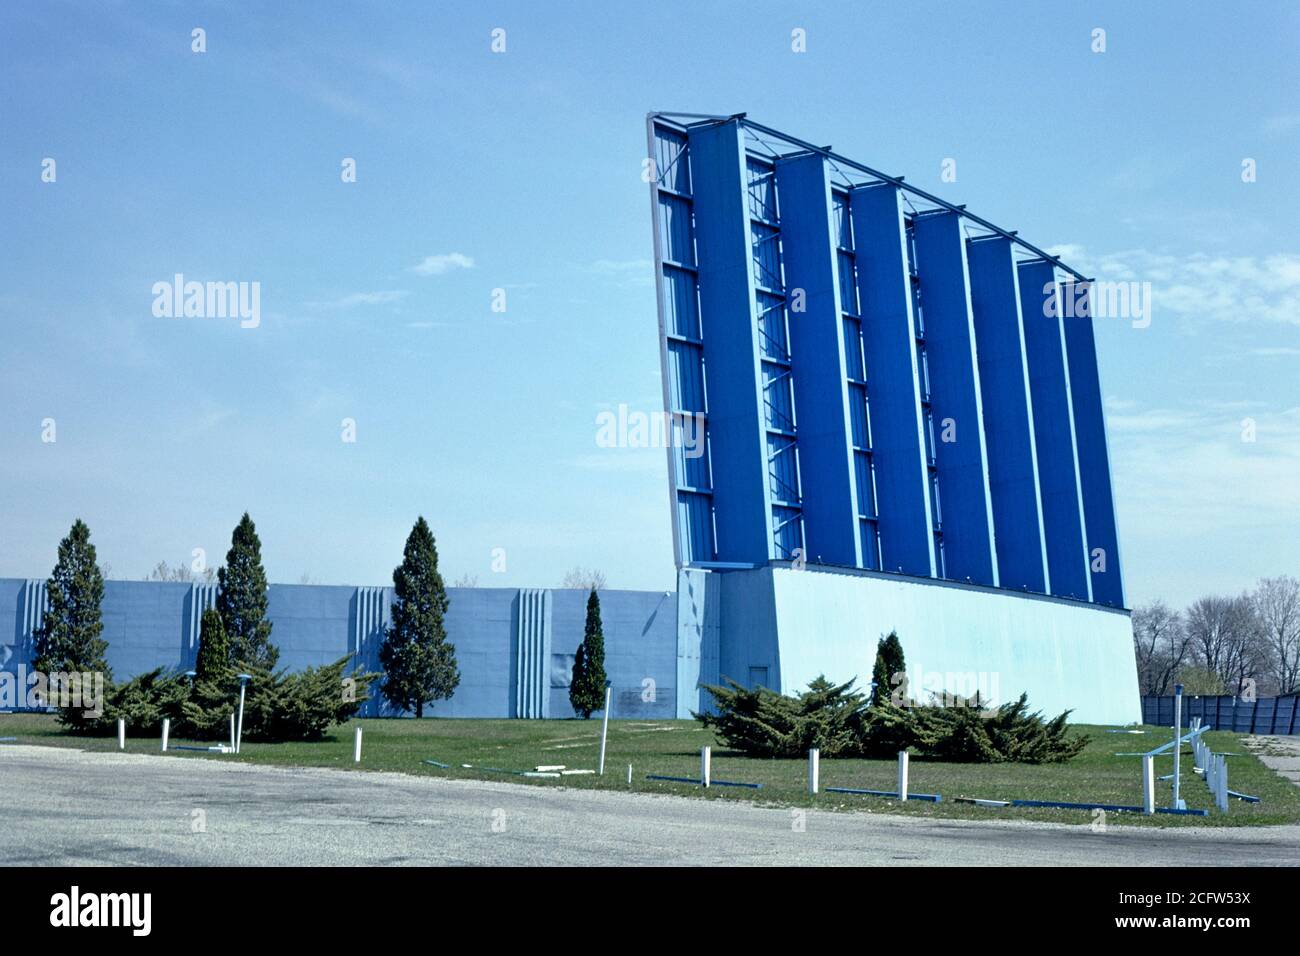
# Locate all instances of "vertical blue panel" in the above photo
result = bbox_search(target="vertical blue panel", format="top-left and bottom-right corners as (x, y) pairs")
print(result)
(1061, 281), (1126, 608)
(676, 568), (721, 717)
(100, 580), (197, 678)
(848, 184), (935, 576)
(910, 211), (998, 586)
(349, 585), (389, 715)
(687, 121), (772, 563)
(966, 237), (1049, 593)
(1017, 261), (1091, 601)
(774, 153), (860, 567)
(512, 588), (552, 718)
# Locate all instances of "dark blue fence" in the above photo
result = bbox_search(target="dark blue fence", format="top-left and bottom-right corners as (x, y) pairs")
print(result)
(1141, 695), (1299, 735)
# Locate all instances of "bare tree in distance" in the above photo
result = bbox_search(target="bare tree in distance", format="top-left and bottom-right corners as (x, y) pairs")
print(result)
(1131, 601), (1191, 695)
(1172, 663), (1226, 696)
(145, 560), (216, 584)
(452, 574), (479, 588)
(1254, 576), (1300, 695)
(561, 567), (606, 590)
(1184, 594), (1265, 696)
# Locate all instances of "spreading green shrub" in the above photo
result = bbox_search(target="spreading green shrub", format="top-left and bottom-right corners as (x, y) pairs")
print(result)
(695, 676), (870, 758)
(99, 669), (188, 732)
(698, 677), (1088, 764)
(92, 657), (375, 742)
(233, 659), (378, 742)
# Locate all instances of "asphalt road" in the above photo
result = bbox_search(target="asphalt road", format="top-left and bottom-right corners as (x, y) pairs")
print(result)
(2, 745), (1297, 866)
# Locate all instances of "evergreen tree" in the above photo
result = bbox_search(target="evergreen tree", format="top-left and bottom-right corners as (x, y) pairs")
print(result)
(871, 631), (907, 707)
(568, 589), (608, 718)
(178, 608), (237, 739)
(216, 513), (278, 670)
(32, 519), (111, 731)
(194, 607), (230, 681)
(378, 516), (459, 717)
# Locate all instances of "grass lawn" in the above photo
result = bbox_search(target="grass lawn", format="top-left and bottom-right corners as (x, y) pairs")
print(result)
(3, 712), (1298, 828)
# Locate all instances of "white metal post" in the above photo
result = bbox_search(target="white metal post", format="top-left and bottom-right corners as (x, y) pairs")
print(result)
(1141, 754), (1155, 814)
(161, 718), (170, 753)
(353, 725), (362, 763)
(598, 684), (612, 775)
(701, 746), (711, 788)
(808, 748), (820, 795)
(897, 750), (909, 801)
(627, 764), (632, 785)
(229, 713), (236, 751)
(1217, 755), (1228, 812)
(235, 682), (247, 754)
(117, 718), (125, 751)
(1172, 684), (1183, 809)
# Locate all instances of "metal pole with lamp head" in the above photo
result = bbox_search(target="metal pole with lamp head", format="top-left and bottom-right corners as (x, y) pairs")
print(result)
(235, 673), (252, 754)
(598, 680), (612, 775)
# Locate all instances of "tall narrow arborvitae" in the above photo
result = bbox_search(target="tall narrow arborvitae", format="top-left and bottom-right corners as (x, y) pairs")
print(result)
(870, 631), (906, 707)
(568, 589), (608, 719)
(179, 607), (237, 739)
(194, 607), (230, 682)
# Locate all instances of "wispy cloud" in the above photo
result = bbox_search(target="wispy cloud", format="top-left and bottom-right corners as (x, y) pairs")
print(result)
(306, 290), (409, 309)
(569, 451), (665, 474)
(1046, 246), (1300, 326)
(1264, 113), (1300, 135)
(412, 253), (475, 276)
(588, 258), (652, 275)
(585, 258), (654, 287)
(1110, 401), (1300, 542)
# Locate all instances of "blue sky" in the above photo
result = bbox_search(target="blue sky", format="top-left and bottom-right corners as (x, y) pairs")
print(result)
(1, 1), (1297, 608)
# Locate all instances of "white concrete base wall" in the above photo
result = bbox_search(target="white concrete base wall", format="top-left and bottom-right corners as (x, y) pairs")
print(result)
(716, 565), (1140, 725)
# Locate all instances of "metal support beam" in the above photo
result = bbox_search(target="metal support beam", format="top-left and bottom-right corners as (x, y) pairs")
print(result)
(848, 184), (936, 577)
(1017, 261), (1092, 601)
(967, 236), (1049, 592)
(1061, 281), (1126, 608)
(775, 153), (861, 567)
(911, 211), (998, 586)
(687, 120), (773, 564)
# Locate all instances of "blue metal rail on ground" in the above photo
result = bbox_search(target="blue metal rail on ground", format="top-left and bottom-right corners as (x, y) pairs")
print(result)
(824, 786), (942, 803)
(645, 774), (762, 789)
